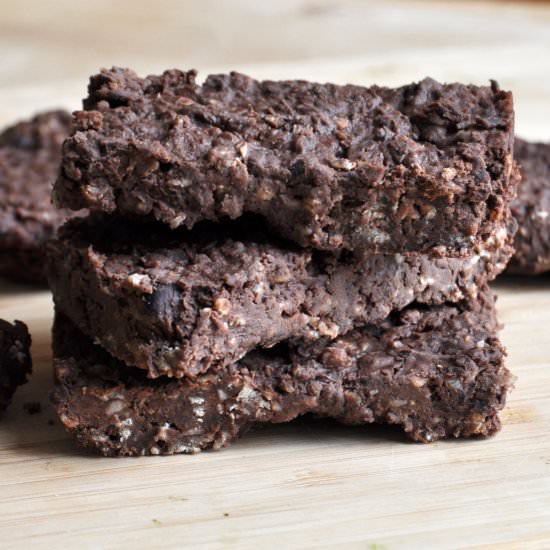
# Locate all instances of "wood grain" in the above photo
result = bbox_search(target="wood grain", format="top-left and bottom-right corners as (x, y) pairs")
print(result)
(0, 281), (549, 549)
(0, 1), (550, 548)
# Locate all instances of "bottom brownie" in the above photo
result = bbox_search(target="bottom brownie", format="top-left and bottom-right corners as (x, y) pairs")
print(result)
(0, 319), (32, 412)
(52, 288), (512, 456)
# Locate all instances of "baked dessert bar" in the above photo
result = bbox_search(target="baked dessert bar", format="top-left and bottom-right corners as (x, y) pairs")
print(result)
(509, 138), (550, 274)
(52, 287), (512, 456)
(47, 214), (514, 378)
(53, 69), (516, 255)
(0, 111), (72, 283)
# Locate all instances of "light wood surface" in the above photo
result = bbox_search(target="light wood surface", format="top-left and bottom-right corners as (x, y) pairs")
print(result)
(0, 2), (549, 549)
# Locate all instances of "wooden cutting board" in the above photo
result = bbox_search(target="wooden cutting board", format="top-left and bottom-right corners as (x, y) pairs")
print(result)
(2, 278), (550, 550)
(1, 3), (550, 547)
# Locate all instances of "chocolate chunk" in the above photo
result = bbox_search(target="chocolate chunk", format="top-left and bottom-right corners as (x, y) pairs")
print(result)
(0, 319), (32, 412)
(46, 213), (515, 379)
(53, 69), (516, 255)
(51, 287), (512, 456)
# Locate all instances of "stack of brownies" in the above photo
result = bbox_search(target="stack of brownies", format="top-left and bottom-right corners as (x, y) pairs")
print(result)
(47, 68), (518, 455)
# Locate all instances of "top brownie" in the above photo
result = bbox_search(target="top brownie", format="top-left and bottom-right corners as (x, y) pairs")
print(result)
(53, 68), (515, 254)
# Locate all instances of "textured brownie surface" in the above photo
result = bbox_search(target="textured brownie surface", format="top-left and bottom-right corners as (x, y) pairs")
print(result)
(509, 138), (550, 274)
(0, 319), (32, 412)
(52, 288), (512, 456)
(0, 111), (74, 283)
(47, 213), (514, 379)
(53, 68), (516, 254)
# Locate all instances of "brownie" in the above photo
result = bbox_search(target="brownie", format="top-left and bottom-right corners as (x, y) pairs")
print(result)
(0, 110), (73, 283)
(46, 212), (514, 379)
(0, 319), (32, 412)
(508, 138), (550, 274)
(51, 287), (512, 456)
(53, 68), (516, 255)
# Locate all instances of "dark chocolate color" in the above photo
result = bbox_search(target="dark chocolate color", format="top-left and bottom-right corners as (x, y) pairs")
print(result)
(0, 110), (72, 283)
(0, 319), (32, 412)
(53, 68), (516, 255)
(47, 213), (514, 379)
(509, 138), (550, 274)
(51, 288), (512, 456)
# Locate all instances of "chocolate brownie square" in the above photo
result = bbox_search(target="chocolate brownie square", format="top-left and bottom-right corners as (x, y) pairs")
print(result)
(53, 69), (516, 255)
(509, 138), (550, 274)
(46, 213), (514, 379)
(0, 111), (72, 283)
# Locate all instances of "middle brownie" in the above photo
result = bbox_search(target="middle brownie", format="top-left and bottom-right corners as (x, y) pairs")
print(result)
(46, 213), (514, 379)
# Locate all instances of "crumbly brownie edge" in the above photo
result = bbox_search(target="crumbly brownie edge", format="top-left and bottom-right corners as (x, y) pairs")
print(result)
(46, 213), (515, 379)
(0, 319), (32, 412)
(51, 289), (513, 456)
